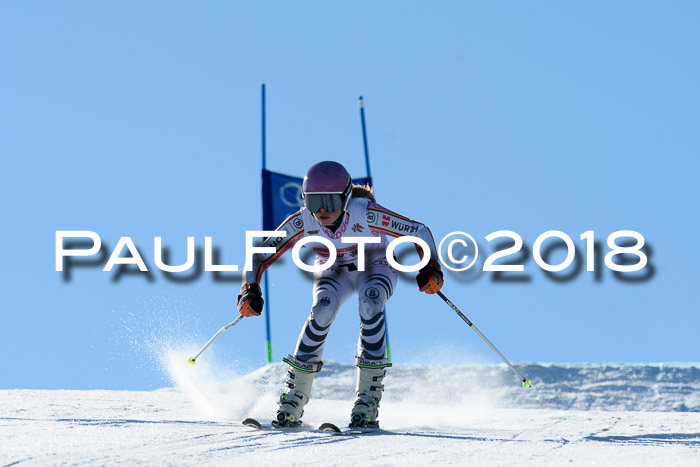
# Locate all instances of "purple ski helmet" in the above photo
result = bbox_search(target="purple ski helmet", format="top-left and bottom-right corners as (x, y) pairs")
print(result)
(302, 161), (353, 213)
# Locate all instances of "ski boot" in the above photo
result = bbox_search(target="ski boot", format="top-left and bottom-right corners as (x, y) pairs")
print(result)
(272, 355), (322, 428)
(349, 356), (391, 429)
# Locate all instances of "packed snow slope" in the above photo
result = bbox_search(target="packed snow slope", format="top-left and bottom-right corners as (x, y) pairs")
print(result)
(2, 360), (699, 466)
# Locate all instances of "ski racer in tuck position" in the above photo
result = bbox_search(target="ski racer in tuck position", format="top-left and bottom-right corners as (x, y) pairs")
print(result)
(237, 160), (444, 429)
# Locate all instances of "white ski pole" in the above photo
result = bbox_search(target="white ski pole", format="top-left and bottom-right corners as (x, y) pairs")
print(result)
(188, 315), (245, 365)
(437, 291), (531, 387)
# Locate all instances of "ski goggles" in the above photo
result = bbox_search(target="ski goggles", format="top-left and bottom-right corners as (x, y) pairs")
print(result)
(303, 193), (347, 213)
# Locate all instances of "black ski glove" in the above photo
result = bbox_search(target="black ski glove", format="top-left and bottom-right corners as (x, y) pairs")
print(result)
(416, 259), (444, 294)
(238, 283), (264, 316)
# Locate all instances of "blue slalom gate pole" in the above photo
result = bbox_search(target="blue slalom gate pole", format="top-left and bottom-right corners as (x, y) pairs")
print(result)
(359, 96), (372, 180)
(359, 96), (390, 362)
(261, 84), (273, 364)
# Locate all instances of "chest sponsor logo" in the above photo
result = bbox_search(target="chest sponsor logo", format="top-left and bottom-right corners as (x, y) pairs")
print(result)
(352, 223), (365, 233)
(307, 230), (319, 234)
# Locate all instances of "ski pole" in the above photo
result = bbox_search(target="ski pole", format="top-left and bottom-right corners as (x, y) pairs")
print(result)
(188, 315), (245, 365)
(436, 291), (531, 388)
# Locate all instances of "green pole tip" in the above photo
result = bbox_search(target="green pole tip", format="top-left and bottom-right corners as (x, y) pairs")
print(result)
(188, 357), (196, 365)
(523, 379), (531, 388)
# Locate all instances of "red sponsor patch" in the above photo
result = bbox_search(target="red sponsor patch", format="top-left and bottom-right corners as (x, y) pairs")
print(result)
(382, 215), (390, 227)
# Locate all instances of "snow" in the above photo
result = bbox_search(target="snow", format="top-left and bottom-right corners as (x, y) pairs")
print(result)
(2, 358), (699, 465)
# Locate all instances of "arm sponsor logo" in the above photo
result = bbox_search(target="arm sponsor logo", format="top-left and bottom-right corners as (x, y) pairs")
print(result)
(390, 219), (420, 234)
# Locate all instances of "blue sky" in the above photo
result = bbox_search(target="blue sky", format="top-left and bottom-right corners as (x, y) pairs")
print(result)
(2, 1), (698, 390)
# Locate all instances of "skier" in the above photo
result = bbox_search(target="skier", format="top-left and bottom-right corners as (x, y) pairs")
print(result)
(237, 161), (444, 429)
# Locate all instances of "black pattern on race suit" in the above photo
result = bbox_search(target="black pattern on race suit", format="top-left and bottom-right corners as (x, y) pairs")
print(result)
(294, 257), (397, 363)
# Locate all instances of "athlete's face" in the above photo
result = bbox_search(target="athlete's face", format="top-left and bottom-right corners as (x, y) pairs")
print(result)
(313, 207), (343, 226)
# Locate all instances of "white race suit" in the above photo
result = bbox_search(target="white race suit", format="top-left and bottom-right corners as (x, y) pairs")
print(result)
(244, 197), (438, 363)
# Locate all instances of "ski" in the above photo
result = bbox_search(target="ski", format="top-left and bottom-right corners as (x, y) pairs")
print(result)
(242, 418), (305, 431)
(243, 418), (379, 435)
(242, 418), (265, 430)
(318, 422), (378, 435)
